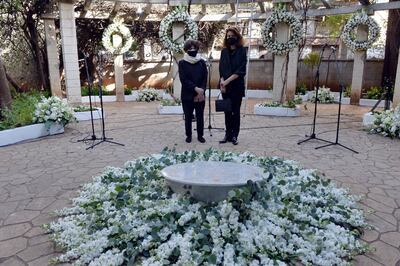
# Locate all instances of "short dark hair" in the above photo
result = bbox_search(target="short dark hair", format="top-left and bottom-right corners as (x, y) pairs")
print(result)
(183, 39), (201, 52)
(223, 27), (244, 48)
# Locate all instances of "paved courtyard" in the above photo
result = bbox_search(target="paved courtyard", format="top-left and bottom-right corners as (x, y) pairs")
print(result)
(0, 100), (399, 265)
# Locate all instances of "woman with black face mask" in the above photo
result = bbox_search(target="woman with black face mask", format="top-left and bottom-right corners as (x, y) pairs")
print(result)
(178, 40), (208, 143)
(219, 27), (247, 145)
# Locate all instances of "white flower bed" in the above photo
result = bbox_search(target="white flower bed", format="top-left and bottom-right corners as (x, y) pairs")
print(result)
(368, 106), (400, 138)
(33, 96), (75, 127)
(310, 87), (335, 104)
(138, 88), (162, 102)
(261, 9), (303, 55)
(159, 6), (198, 53)
(47, 148), (369, 265)
(342, 13), (380, 51)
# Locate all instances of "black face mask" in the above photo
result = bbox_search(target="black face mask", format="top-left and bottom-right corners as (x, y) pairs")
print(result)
(187, 50), (198, 57)
(227, 37), (237, 45)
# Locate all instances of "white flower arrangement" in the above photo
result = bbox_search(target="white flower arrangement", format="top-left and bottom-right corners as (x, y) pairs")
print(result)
(138, 88), (162, 102)
(259, 96), (302, 109)
(102, 18), (134, 55)
(47, 148), (370, 265)
(261, 9), (303, 55)
(159, 6), (198, 53)
(341, 12), (380, 51)
(369, 106), (400, 138)
(33, 96), (75, 127)
(310, 86), (335, 104)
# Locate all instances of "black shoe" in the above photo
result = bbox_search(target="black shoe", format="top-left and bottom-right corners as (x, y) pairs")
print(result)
(232, 137), (238, 145)
(186, 136), (192, 143)
(198, 136), (206, 143)
(219, 136), (232, 144)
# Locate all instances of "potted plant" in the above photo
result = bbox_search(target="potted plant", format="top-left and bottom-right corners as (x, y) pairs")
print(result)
(310, 86), (335, 104)
(158, 98), (183, 114)
(73, 105), (102, 121)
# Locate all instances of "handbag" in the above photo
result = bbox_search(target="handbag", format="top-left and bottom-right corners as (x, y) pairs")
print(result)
(215, 93), (232, 112)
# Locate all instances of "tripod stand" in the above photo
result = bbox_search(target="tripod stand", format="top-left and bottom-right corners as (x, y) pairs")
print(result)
(87, 52), (124, 150)
(205, 57), (224, 137)
(315, 47), (358, 153)
(298, 44), (331, 145)
(370, 78), (393, 112)
(78, 53), (98, 143)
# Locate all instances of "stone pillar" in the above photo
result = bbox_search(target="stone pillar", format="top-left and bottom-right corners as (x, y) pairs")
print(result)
(338, 39), (348, 59)
(113, 35), (125, 102)
(172, 22), (185, 99)
(393, 49), (400, 108)
(273, 22), (289, 102)
(59, 1), (81, 103)
(43, 17), (62, 98)
(350, 24), (368, 105)
(286, 47), (299, 101)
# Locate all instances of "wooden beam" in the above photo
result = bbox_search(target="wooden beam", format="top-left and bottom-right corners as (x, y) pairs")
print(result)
(230, 3), (236, 13)
(138, 4), (152, 20)
(201, 4), (206, 14)
(105, 0), (268, 4)
(258, 2), (265, 13)
(79, 0), (92, 18)
(109, 2), (122, 20)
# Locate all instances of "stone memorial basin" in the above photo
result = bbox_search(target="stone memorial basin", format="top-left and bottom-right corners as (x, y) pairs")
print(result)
(161, 161), (265, 203)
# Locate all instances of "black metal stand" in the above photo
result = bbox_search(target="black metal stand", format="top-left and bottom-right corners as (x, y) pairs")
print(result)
(298, 44), (332, 145)
(205, 57), (224, 137)
(370, 79), (392, 112)
(315, 47), (358, 154)
(78, 53), (98, 143)
(87, 52), (124, 150)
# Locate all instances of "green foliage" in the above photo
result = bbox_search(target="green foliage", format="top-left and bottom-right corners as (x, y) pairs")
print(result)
(303, 52), (320, 68)
(0, 93), (39, 131)
(161, 99), (181, 106)
(124, 87), (133, 95)
(73, 105), (98, 112)
(321, 14), (352, 37)
(344, 86), (351, 98)
(366, 86), (384, 99)
(296, 83), (308, 95)
(81, 86), (115, 96)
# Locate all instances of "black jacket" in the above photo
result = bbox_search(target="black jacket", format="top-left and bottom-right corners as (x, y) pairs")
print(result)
(219, 46), (247, 97)
(178, 59), (208, 101)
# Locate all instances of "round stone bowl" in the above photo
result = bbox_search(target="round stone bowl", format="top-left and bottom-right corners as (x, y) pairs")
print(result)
(161, 161), (265, 203)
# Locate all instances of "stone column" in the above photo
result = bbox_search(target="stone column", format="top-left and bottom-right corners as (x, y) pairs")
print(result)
(113, 35), (125, 102)
(43, 17), (62, 98)
(338, 39), (348, 59)
(59, 1), (81, 103)
(273, 22), (289, 102)
(350, 24), (368, 105)
(393, 49), (400, 108)
(286, 47), (299, 101)
(172, 22), (185, 99)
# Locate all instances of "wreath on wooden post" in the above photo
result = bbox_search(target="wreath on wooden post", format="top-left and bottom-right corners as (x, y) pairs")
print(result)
(102, 18), (134, 55)
(341, 13), (380, 51)
(261, 9), (303, 55)
(159, 6), (198, 53)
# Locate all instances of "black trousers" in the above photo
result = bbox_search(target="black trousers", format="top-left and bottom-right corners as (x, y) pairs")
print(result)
(223, 95), (242, 139)
(182, 100), (205, 138)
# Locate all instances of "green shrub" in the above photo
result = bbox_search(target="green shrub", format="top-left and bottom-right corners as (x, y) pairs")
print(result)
(366, 86), (383, 99)
(344, 86), (351, 97)
(124, 87), (133, 95)
(81, 86), (115, 96)
(296, 83), (308, 95)
(0, 93), (39, 131)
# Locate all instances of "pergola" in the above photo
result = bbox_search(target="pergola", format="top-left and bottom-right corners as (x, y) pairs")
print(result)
(44, 0), (400, 107)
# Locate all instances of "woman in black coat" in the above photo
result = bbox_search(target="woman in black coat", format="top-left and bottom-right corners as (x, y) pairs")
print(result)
(178, 40), (208, 143)
(219, 27), (247, 145)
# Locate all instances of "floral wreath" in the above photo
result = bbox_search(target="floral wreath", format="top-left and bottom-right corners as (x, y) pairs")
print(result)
(159, 6), (198, 53)
(261, 9), (303, 55)
(102, 18), (133, 55)
(341, 13), (380, 51)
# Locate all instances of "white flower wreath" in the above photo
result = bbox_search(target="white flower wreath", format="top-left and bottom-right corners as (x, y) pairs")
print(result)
(341, 13), (380, 51)
(102, 18), (133, 55)
(159, 6), (198, 53)
(261, 9), (303, 55)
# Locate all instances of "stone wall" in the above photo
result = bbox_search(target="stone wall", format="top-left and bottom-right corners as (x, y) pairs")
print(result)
(103, 59), (384, 92)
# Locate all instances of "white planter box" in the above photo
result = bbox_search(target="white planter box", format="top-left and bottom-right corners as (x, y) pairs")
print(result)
(82, 95), (116, 103)
(296, 94), (309, 102)
(254, 104), (300, 117)
(210, 89), (273, 99)
(363, 112), (375, 127)
(158, 105), (184, 115)
(337, 97), (389, 107)
(74, 108), (103, 121)
(0, 123), (64, 147)
(125, 92), (138, 102)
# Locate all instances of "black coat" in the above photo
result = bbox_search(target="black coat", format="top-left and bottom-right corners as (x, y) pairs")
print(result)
(178, 59), (208, 101)
(219, 46), (247, 98)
